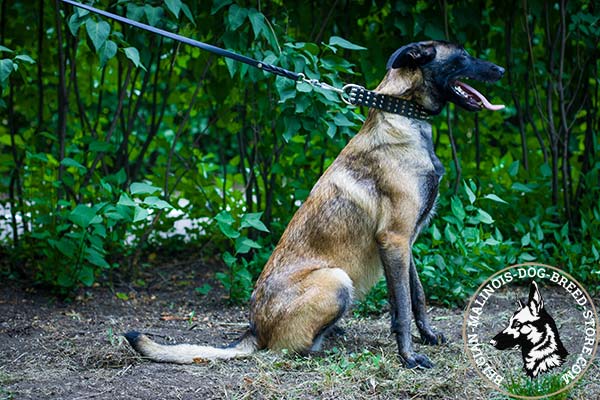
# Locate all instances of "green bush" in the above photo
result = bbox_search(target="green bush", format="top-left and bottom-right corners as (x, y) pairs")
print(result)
(0, 1), (598, 303)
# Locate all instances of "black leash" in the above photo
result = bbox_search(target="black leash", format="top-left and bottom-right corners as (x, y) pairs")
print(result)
(60, 0), (430, 121)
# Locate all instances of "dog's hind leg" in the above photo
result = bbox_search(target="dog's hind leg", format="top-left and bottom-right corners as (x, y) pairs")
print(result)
(267, 268), (353, 353)
(410, 257), (445, 345)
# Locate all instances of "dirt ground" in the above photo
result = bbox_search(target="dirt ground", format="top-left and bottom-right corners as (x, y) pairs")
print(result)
(1, 260), (598, 400)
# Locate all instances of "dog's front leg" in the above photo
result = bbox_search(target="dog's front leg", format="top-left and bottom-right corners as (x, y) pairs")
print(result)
(410, 257), (446, 345)
(378, 233), (433, 369)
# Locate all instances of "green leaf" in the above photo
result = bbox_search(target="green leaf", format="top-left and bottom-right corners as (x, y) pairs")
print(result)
(0, 45), (13, 53)
(123, 47), (146, 71)
(512, 182), (533, 193)
(85, 19), (110, 52)
(296, 81), (313, 93)
(218, 221), (240, 239)
(117, 193), (137, 207)
(133, 205), (149, 223)
(483, 194), (508, 204)
(130, 182), (161, 195)
(15, 54), (35, 64)
(326, 121), (337, 138)
(275, 75), (296, 102)
(464, 182), (476, 204)
(228, 4), (248, 31)
(521, 232), (531, 247)
(332, 112), (355, 127)
(116, 292), (129, 300)
(211, 0), (233, 14)
(85, 248), (110, 269)
(78, 266), (95, 286)
(104, 210), (127, 221)
(144, 5), (163, 26)
(57, 272), (75, 288)
(214, 210), (235, 225)
(143, 196), (173, 210)
(519, 252), (536, 262)
(328, 36), (367, 50)
(450, 196), (466, 221)
(283, 116), (301, 142)
(76, 7), (89, 18)
(51, 238), (77, 258)
(248, 8), (266, 38)
(508, 160), (520, 177)
(241, 212), (269, 232)
(165, 0), (182, 18)
(0, 58), (14, 83)
(235, 236), (261, 254)
(444, 224), (457, 244)
(540, 163), (552, 177)
(431, 224), (442, 241)
(195, 283), (212, 296)
(477, 209), (494, 224)
(69, 204), (97, 228)
(99, 40), (117, 68)
(60, 157), (87, 171)
(180, 3), (195, 23)
(126, 3), (144, 21)
(223, 251), (236, 266)
(68, 13), (84, 36)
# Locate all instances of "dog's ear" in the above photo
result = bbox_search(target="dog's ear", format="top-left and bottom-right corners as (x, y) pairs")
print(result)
(527, 281), (544, 316)
(387, 42), (437, 69)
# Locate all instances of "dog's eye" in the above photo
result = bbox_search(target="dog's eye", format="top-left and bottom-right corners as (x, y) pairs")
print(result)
(512, 321), (521, 329)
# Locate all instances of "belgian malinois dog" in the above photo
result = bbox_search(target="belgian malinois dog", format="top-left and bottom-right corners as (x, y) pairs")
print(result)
(125, 40), (505, 369)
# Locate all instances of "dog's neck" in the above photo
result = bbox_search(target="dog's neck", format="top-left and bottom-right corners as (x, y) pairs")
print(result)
(374, 68), (441, 114)
(375, 68), (422, 97)
(363, 109), (431, 141)
(521, 320), (569, 377)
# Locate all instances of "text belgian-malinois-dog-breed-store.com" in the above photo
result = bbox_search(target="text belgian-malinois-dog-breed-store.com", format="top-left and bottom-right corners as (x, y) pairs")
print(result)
(125, 40), (505, 369)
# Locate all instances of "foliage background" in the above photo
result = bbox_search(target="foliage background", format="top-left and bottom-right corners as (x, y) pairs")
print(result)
(0, 0), (598, 304)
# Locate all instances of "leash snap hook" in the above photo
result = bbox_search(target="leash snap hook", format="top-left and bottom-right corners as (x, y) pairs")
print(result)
(341, 84), (364, 106)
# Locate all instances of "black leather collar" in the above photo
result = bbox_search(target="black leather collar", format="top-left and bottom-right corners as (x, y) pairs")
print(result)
(345, 85), (431, 120)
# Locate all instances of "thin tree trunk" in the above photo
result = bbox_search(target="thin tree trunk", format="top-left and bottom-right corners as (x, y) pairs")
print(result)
(54, 0), (68, 203)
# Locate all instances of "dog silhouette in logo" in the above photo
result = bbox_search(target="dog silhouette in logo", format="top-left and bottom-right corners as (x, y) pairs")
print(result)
(489, 281), (568, 378)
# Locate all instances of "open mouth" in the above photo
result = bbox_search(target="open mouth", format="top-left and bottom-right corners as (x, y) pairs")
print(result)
(451, 80), (505, 111)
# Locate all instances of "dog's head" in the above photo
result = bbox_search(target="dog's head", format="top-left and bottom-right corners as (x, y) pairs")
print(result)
(381, 40), (505, 115)
(489, 281), (545, 350)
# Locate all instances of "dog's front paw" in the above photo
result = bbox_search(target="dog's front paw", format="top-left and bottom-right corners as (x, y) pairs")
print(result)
(401, 352), (434, 369)
(420, 329), (446, 346)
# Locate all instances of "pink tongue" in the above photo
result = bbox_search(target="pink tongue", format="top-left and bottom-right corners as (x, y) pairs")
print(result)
(457, 81), (505, 111)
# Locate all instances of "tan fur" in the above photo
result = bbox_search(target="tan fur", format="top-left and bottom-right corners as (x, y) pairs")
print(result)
(250, 66), (438, 352)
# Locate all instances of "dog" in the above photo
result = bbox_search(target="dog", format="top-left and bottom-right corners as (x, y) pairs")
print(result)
(490, 281), (569, 377)
(125, 40), (505, 369)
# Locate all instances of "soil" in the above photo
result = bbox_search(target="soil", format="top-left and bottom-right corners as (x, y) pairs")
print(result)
(1, 260), (598, 400)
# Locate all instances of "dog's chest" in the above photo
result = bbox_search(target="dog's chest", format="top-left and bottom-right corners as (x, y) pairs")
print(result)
(415, 126), (445, 228)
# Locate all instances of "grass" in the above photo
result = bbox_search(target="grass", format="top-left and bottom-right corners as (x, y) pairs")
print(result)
(503, 372), (571, 399)
(234, 338), (494, 399)
(0, 371), (15, 400)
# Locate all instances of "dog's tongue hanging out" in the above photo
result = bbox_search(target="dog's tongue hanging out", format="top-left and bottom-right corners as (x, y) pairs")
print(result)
(456, 81), (505, 111)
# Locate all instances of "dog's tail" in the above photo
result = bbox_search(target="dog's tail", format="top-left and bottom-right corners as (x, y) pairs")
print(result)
(123, 329), (258, 364)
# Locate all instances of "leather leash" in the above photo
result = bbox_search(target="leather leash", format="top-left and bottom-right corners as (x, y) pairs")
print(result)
(60, 0), (431, 120)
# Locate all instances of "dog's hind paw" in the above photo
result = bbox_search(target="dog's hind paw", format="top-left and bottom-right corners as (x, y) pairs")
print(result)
(402, 352), (434, 369)
(420, 329), (446, 346)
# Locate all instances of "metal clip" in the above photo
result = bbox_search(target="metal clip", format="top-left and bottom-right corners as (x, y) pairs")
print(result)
(341, 84), (365, 105)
